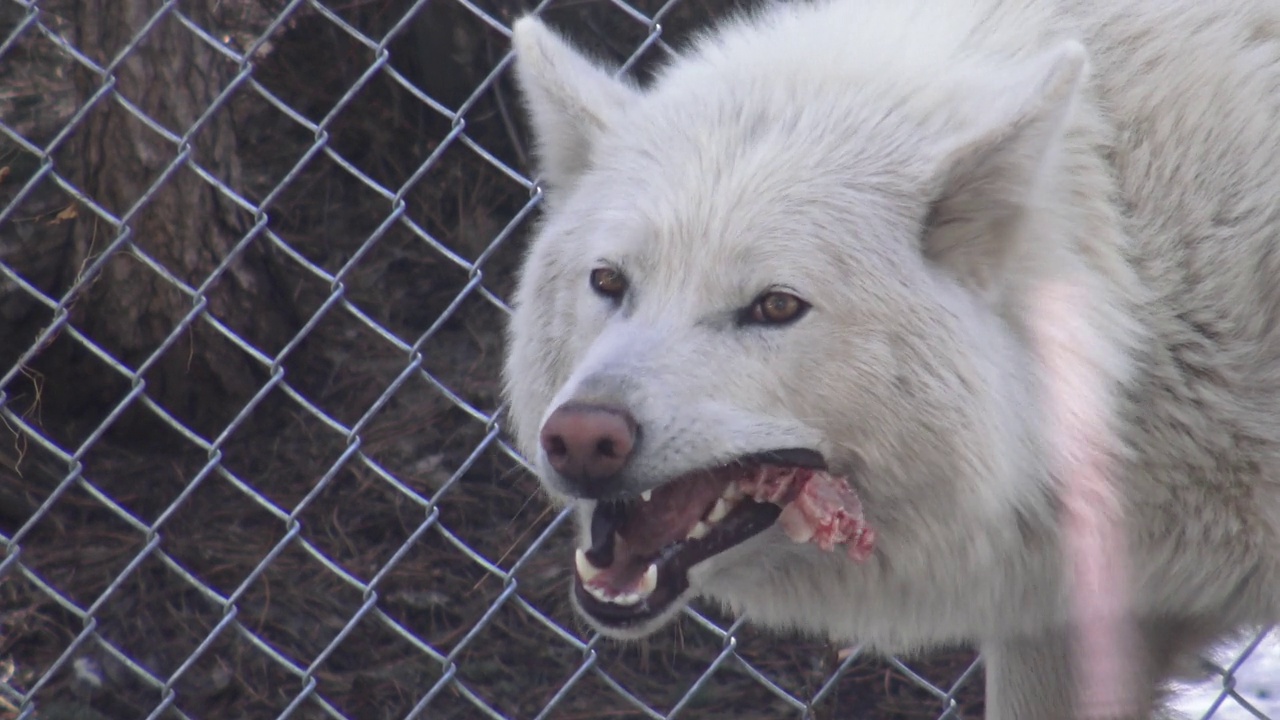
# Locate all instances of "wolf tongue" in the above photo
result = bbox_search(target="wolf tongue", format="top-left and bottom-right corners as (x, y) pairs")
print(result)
(586, 501), (625, 567)
(617, 470), (729, 558)
(577, 471), (731, 596)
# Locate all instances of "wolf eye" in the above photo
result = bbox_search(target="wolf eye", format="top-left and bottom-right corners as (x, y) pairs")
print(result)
(745, 291), (809, 325)
(589, 267), (627, 299)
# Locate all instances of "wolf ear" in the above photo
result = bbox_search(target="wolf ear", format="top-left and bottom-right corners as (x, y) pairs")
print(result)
(510, 17), (640, 194)
(922, 42), (1087, 294)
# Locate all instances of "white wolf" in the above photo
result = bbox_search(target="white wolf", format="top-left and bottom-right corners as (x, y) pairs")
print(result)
(501, 0), (1280, 716)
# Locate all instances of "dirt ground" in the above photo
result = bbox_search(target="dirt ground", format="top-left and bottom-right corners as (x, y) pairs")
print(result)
(0, 1), (985, 717)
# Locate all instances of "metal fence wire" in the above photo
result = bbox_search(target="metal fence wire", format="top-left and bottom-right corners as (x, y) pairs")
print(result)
(0, 0), (1273, 718)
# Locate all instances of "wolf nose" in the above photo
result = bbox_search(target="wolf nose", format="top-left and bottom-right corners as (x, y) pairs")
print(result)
(540, 403), (637, 489)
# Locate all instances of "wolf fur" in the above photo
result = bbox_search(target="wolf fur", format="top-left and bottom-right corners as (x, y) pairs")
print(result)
(501, 0), (1280, 717)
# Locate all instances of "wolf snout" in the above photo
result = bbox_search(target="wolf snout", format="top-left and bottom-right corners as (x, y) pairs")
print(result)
(539, 402), (638, 494)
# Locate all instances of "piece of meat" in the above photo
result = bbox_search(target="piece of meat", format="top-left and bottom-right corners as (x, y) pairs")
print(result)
(744, 468), (875, 561)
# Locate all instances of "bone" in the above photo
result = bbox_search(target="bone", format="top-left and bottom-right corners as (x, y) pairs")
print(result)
(778, 502), (817, 543)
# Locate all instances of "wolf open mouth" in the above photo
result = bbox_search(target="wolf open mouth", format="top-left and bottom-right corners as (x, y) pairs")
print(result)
(572, 448), (876, 629)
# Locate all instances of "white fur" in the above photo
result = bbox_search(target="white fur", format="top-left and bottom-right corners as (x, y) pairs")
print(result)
(503, 1), (1280, 717)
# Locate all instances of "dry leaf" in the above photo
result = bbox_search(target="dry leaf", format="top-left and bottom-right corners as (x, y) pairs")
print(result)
(51, 203), (79, 223)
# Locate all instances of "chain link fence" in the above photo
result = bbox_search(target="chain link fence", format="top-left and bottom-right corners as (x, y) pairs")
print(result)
(0, 0), (1273, 718)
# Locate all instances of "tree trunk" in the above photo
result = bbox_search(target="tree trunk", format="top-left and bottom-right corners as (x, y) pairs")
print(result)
(48, 0), (295, 438)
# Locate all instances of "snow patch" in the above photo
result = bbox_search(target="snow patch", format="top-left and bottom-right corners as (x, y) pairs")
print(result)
(1171, 628), (1279, 719)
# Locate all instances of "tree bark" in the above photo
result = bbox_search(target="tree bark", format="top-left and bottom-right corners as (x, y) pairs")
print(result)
(49, 0), (295, 438)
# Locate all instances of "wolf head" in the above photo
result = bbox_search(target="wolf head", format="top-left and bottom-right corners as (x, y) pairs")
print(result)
(502, 7), (1096, 640)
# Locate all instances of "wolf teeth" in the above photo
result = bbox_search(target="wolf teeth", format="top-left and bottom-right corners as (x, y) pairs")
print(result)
(609, 590), (644, 606)
(722, 483), (744, 501)
(578, 554), (659, 606)
(574, 548), (603, 583)
(640, 489), (653, 502)
(687, 521), (711, 540)
(706, 497), (732, 523)
(582, 567), (658, 607)
(639, 563), (658, 594)
(584, 582), (631, 605)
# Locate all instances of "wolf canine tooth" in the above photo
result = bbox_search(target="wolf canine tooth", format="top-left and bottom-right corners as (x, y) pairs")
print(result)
(639, 563), (658, 594)
(707, 497), (731, 523)
(574, 548), (603, 583)
(687, 521), (711, 540)
(640, 489), (653, 502)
